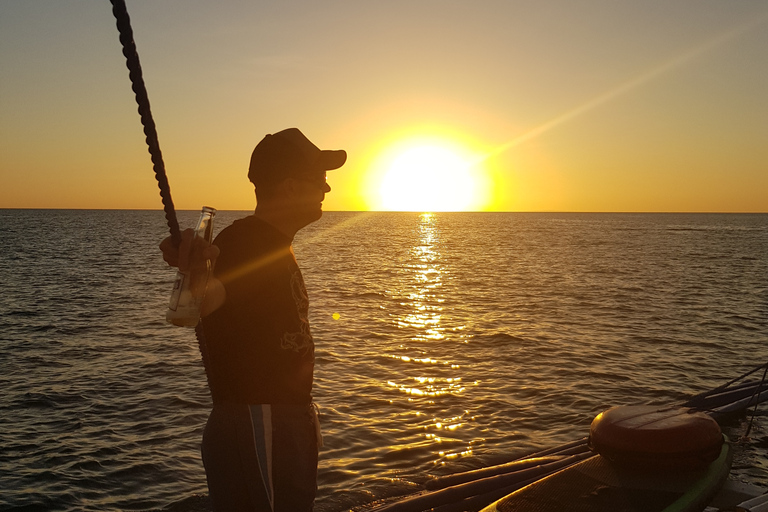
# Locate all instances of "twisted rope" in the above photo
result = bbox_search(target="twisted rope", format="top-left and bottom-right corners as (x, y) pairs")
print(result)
(110, 0), (181, 247)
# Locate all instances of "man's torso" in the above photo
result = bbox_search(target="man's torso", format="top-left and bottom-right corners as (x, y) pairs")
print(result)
(200, 215), (314, 405)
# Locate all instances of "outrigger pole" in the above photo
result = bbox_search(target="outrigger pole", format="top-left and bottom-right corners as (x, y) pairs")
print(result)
(110, 0), (181, 247)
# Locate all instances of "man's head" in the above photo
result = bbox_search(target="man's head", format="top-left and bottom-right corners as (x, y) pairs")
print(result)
(249, 128), (346, 193)
(249, 128), (346, 226)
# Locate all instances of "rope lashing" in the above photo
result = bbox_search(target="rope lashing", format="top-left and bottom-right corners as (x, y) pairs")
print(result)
(110, 0), (181, 247)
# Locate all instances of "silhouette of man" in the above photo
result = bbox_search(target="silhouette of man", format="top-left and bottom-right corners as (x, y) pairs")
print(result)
(161, 128), (346, 511)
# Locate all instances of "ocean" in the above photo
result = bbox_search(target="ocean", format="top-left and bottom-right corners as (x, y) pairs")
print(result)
(1, 210), (766, 511)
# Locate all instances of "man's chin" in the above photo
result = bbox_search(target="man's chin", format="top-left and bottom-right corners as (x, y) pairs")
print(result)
(306, 206), (323, 223)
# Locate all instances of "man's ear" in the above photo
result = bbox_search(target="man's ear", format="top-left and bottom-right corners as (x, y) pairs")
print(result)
(281, 178), (301, 197)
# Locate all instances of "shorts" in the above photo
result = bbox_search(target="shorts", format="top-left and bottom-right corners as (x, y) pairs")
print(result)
(201, 403), (320, 512)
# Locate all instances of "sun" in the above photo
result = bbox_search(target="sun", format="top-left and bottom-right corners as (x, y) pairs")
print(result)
(376, 144), (487, 212)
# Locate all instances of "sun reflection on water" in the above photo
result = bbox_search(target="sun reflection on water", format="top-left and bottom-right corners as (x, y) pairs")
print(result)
(384, 213), (476, 464)
(393, 213), (447, 343)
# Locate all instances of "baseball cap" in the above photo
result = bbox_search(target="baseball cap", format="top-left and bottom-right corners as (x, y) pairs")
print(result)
(248, 128), (347, 186)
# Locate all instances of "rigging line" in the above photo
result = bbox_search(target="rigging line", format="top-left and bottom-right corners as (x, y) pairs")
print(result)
(742, 362), (768, 440)
(110, 0), (181, 247)
(683, 360), (768, 406)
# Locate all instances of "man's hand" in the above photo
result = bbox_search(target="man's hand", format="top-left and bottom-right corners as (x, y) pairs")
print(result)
(160, 229), (225, 316)
(159, 229), (220, 270)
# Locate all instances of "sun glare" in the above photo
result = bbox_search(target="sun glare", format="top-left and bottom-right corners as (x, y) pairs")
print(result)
(377, 144), (486, 212)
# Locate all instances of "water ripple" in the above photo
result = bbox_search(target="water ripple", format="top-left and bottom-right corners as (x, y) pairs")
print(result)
(1, 211), (766, 511)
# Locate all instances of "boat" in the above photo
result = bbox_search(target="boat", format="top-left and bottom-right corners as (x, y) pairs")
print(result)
(362, 362), (768, 512)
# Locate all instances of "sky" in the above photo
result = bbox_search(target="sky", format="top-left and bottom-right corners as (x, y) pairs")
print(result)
(1, 0), (767, 212)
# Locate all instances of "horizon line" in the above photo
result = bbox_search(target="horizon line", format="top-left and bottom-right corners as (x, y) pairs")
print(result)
(1, 208), (766, 214)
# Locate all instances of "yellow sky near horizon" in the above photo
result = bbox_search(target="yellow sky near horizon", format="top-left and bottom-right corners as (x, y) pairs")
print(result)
(1, 1), (767, 212)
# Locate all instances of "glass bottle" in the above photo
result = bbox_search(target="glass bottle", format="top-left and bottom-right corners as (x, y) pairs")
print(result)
(166, 206), (216, 327)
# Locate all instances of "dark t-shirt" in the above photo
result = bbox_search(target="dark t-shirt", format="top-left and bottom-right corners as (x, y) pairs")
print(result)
(200, 215), (314, 405)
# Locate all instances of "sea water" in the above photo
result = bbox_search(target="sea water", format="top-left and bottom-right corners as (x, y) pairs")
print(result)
(1, 210), (766, 511)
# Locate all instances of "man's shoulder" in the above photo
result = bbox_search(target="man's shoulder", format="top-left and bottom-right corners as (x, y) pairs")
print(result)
(216, 214), (288, 239)
(213, 215), (291, 265)
(215, 215), (262, 246)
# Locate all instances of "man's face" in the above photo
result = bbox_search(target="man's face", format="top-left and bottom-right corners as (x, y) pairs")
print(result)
(289, 170), (331, 224)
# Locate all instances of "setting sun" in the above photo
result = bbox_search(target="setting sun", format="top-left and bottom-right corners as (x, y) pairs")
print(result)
(381, 146), (476, 211)
(363, 135), (492, 212)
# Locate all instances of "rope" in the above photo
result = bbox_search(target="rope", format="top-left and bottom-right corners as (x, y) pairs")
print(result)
(110, 1), (212, 394)
(110, 0), (181, 247)
(742, 363), (768, 440)
(683, 360), (768, 407)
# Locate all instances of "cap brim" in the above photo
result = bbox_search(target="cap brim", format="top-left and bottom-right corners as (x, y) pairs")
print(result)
(318, 150), (346, 171)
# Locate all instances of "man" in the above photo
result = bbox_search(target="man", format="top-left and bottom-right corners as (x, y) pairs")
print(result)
(161, 128), (346, 511)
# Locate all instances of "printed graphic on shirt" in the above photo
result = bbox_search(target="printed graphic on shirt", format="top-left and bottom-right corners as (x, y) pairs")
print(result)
(280, 269), (313, 356)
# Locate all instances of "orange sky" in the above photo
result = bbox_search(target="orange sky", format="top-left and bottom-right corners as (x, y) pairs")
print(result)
(1, 1), (767, 212)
